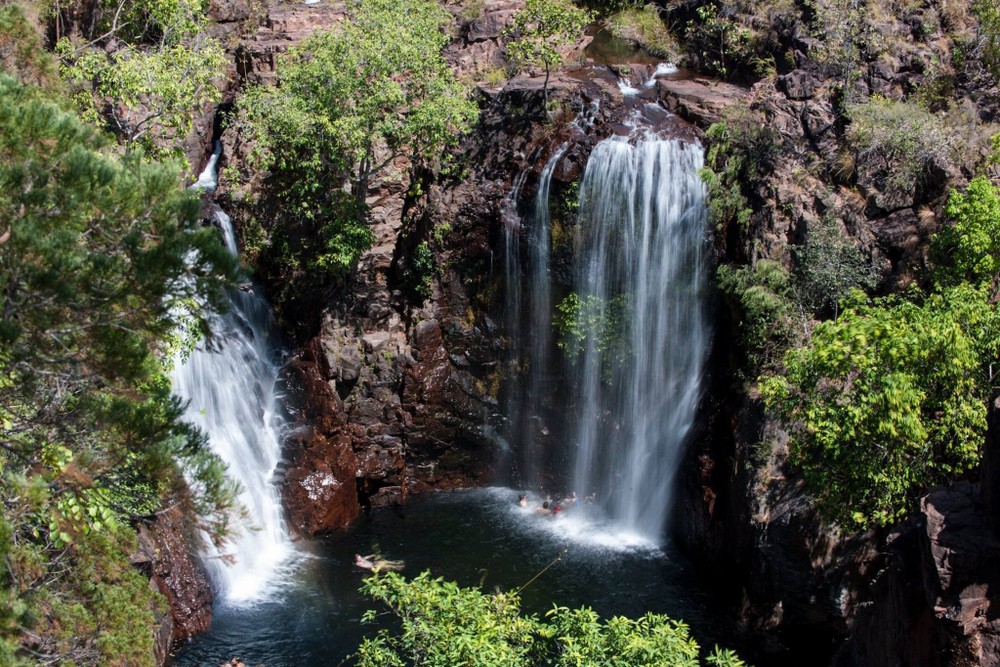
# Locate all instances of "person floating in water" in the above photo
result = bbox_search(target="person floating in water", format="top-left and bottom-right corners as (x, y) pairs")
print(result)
(517, 494), (528, 507)
(535, 501), (552, 516)
(354, 553), (405, 571)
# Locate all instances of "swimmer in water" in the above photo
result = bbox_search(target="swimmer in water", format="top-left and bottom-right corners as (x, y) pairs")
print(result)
(517, 494), (528, 507)
(354, 554), (405, 571)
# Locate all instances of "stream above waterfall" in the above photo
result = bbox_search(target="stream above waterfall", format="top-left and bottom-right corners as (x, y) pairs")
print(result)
(171, 488), (740, 667)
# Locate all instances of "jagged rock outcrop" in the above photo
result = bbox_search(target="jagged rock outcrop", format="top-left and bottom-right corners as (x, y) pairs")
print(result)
(131, 507), (214, 664)
(834, 400), (1000, 667)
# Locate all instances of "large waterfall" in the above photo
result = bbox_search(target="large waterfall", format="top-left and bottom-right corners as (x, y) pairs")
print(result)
(171, 209), (296, 604)
(567, 135), (708, 541)
(504, 127), (708, 542)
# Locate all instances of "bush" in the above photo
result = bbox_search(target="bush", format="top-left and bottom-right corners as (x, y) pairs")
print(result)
(846, 97), (993, 209)
(605, 4), (680, 59)
(762, 285), (1000, 528)
(934, 176), (1000, 288)
(717, 260), (800, 377)
(354, 571), (749, 667)
(795, 215), (878, 317)
(701, 103), (779, 233)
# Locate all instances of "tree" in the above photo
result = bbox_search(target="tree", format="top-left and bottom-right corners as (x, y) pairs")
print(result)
(235, 0), (479, 285)
(55, 0), (225, 158)
(0, 74), (237, 664)
(933, 176), (1000, 289)
(761, 286), (1000, 528)
(505, 0), (593, 106)
(353, 571), (748, 667)
(794, 215), (877, 318)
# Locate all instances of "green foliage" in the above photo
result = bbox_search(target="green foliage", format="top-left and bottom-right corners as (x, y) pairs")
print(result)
(604, 4), (679, 59)
(717, 261), (800, 377)
(235, 0), (477, 293)
(505, 0), (593, 102)
(353, 571), (748, 667)
(846, 97), (992, 208)
(701, 104), (778, 233)
(933, 176), (1000, 288)
(553, 292), (630, 380)
(795, 215), (877, 317)
(0, 74), (238, 662)
(0, 3), (59, 88)
(761, 285), (1000, 528)
(59, 39), (225, 155)
(686, 3), (756, 79)
(405, 241), (437, 300)
(53, 0), (224, 157)
(971, 0), (1000, 81)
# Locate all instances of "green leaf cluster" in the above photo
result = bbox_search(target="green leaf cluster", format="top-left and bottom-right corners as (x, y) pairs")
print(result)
(0, 74), (237, 663)
(354, 571), (748, 667)
(761, 285), (1000, 527)
(716, 260), (800, 376)
(794, 215), (878, 317)
(700, 104), (778, 233)
(234, 0), (478, 297)
(505, 0), (593, 102)
(55, 0), (224, 158)
(934, 176), (1000, 288)
(553, 291), (631, 381)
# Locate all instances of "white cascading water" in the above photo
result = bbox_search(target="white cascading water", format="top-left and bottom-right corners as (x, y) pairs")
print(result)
(568, 135), (708, 542)
(171, 207), (297, 604)
(504, 147), (567, 486)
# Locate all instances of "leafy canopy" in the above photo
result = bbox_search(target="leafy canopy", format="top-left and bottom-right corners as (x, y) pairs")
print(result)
(506, 0), (593, 101)
(354, 571), (748, 667)
(234, 0), (478, 290)
(761, 286), (1000, 528)
(934, 176), (1000, 288)
(55, 0), (224, 158)
(0, 74), (236, 664)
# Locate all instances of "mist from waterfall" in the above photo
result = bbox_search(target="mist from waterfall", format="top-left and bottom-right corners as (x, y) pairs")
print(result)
(171, 209), (297, 604)
(568, 136), (708, 541)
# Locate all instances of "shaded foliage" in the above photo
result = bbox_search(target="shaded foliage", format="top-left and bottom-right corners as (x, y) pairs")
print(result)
(0, 74), (237, 664)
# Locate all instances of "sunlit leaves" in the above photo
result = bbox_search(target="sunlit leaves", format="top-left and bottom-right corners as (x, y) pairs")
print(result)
(762, 285), (999, 527)
(354, 571), (749, 667)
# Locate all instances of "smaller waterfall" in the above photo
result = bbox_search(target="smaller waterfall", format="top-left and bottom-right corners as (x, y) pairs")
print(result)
(189, 141), (223, 193)
(171, 209), (296, 604)
(503, 146), (567, 487)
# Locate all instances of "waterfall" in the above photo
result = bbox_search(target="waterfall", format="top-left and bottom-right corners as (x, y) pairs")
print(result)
(171, 209), (296, 604)
(503, 147), (565, 487)
(566, 135), (708, 541)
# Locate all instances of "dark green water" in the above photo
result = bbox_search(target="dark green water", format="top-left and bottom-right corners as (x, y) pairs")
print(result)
(171, 488), (735, 666)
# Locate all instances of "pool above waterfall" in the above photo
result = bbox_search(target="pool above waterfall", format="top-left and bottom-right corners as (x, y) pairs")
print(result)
(171, 487), (736, 666)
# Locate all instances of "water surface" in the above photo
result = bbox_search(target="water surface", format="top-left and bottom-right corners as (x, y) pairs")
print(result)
(172, 488), (734, 666)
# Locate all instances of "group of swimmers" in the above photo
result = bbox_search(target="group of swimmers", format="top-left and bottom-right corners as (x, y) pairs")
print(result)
(518, 491), (593, 517)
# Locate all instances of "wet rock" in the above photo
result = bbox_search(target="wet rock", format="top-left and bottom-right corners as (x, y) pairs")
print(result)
(131, 507), (213, 657)
(655, 78), (748, 128)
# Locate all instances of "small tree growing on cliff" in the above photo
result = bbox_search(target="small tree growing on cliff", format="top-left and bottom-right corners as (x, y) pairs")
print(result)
(505, 0), (593, 107)
(237, 0), (479, 280)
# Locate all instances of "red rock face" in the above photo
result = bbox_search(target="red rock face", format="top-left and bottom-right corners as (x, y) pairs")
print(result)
(131, 507), (214, 657)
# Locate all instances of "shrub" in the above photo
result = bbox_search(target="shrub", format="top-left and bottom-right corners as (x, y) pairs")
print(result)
(846, 97), (993, 209)
(717, 260), (800, 377)
(605, 4), (680, 59)
(933, 176), (1000, 288)
(354, 571), (749, 667)
(701, 103), (779, 233)
(795, 215), (878, 317)
(762, 285), (1000, 528)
